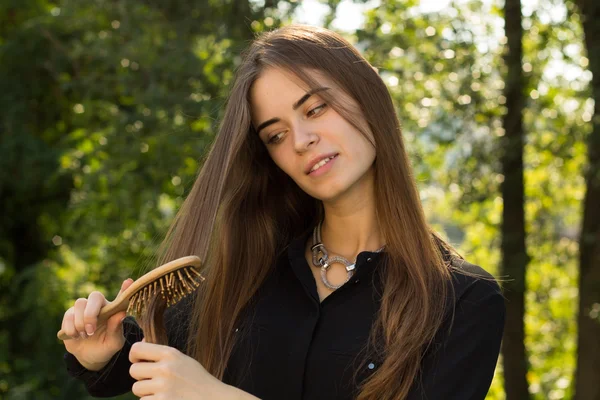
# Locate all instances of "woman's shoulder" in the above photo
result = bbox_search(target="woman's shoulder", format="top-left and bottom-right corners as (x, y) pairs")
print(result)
(446, 257), (504, 305)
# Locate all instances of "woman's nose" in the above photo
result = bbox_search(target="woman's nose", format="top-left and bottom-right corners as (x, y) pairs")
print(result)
(293, 126), (319, 153)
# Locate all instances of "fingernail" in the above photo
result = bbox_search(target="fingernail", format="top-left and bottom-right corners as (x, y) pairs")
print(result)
(85, 324), (95, 335)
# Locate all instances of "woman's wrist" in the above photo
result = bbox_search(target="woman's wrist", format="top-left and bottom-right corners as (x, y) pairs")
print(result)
(75, 355), (112, 372)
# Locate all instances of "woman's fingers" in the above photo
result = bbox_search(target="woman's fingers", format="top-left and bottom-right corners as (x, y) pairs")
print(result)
(132, 376), (162, 397)
(83, 291), (108, 336)
(62, 307), (79, 339)
(64, 279), (133, 339)
(129, 361), (158, 380)
(83, 278), (133, 336)
(130, 342), (178, 363)
(73, 298), (88, 338)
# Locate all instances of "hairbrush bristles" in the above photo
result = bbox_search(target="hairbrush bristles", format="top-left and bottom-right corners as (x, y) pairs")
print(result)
(126, 264), (205, 317)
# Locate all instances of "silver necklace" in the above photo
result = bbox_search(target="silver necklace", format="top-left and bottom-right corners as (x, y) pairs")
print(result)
(310, 221), (385, 290)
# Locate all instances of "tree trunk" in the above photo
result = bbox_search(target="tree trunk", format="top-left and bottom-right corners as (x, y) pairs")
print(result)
(500, 0), (531, 399)
(574, 1), (600, 399)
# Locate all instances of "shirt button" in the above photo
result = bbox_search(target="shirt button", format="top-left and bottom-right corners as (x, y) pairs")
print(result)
(368, 362), (375, 370)
(367, 257), (372, 262)
(354, 279), (360, 284)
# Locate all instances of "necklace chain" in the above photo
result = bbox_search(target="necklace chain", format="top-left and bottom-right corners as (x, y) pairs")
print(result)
(311, 221), (385, 290)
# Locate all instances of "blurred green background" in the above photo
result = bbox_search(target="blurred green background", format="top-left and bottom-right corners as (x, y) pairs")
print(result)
(1, 0), (598, 399)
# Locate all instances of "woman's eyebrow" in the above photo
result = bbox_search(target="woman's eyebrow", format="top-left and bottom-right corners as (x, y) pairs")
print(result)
(255, 86), (330, 134)
(292, 86), (330, 110)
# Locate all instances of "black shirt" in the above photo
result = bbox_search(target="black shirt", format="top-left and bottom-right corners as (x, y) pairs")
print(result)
(64, 231), (505, 399)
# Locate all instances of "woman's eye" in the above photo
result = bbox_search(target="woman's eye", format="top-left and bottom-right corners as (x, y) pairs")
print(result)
(267, 131), (285, 144)
(265, 105), (326, 145)
(307, 104), (327, 118)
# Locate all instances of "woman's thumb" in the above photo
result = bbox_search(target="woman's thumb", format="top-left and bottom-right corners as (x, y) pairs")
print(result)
(105, 279), (134, 336)
(106, 311), (127, 335)
(118, 278), (134, 297)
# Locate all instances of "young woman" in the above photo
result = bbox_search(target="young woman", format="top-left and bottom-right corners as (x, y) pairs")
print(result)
(61, 25), (505, 400)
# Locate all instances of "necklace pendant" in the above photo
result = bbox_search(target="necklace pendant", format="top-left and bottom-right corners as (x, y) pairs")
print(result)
(320, 260), (354, 290)
(311, 220), (385, 291)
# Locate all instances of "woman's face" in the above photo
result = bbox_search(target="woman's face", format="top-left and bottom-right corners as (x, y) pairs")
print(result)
(249, 67), (376, 203)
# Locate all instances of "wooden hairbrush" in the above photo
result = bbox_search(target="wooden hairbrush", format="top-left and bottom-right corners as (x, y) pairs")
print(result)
(57, 255), (205, 341)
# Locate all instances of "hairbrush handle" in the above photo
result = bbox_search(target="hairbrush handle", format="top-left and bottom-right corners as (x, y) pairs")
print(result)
(57, 256), (203, 341)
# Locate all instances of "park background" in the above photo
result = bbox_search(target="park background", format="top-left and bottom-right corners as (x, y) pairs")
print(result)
(0, 0), (598, 399)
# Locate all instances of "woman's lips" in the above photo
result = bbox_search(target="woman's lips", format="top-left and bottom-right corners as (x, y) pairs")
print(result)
(308, 154), (338, 177)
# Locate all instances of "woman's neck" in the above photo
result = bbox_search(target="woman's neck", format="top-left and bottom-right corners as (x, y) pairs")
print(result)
(319, 196), (384, 261)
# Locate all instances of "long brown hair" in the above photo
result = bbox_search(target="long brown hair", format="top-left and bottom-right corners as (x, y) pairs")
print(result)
(141, 25), (461, 399)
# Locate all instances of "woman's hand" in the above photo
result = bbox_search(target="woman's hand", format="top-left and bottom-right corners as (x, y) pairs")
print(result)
(61, 278), (135, 371)
(129, 340), (257, 400)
